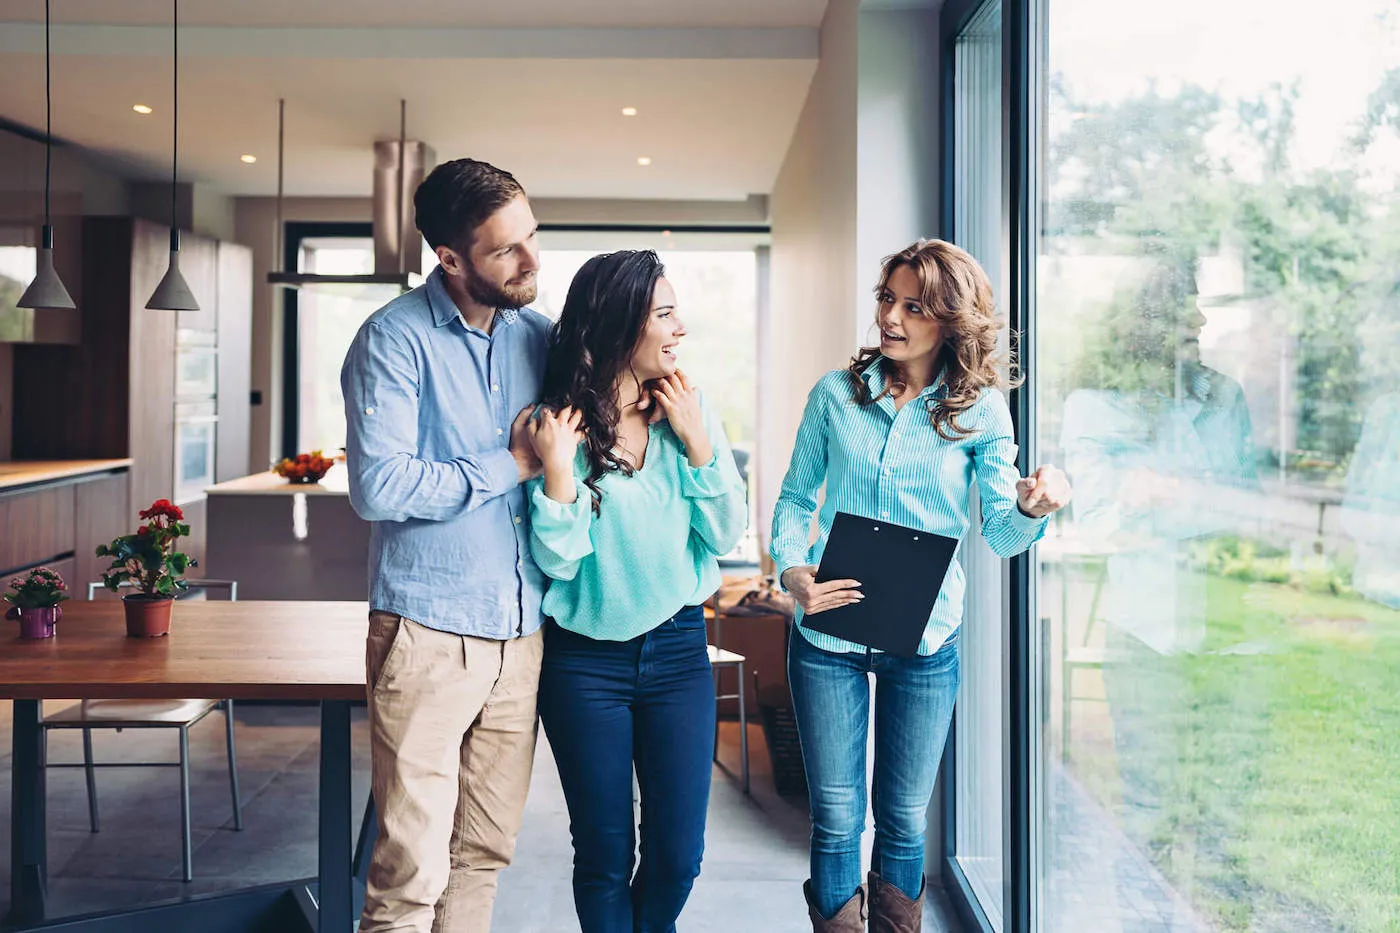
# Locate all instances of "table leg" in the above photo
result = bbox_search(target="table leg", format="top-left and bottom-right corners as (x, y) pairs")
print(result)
(353, 793), (377, 885)
(8, 698), (47, 925)
(318, 700), (353, 933)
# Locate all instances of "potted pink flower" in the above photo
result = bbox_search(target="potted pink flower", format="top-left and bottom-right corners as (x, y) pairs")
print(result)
(95, 498), (197, 637)
(4, 565), (69, 639)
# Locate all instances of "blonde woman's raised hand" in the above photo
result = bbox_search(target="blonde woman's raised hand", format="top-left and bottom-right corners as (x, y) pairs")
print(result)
(1015, 464), (1072, 518)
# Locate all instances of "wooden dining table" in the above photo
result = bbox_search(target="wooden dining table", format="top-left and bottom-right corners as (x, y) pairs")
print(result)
(1, 600), (371, 932)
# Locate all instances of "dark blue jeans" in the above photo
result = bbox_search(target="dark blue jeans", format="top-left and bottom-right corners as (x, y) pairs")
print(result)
(537, 606), (716, 933)
(788, 626), (960, 919)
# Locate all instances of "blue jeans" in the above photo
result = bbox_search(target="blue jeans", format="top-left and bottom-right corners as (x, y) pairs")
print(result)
(788, 626), (960, 919)
(537, 606), (716, 933)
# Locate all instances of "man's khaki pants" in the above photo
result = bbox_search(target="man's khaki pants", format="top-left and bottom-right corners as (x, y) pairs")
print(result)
(359, 612), (544, 933)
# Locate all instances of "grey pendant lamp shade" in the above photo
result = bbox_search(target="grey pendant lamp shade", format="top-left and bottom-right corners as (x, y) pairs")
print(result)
(145, 0), (198, 311)
(18, 0), (76, 311)
(146, 228), (199, 310)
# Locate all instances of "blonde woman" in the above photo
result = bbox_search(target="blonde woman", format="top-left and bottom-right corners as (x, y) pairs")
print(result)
(771, 240), (1071, 932)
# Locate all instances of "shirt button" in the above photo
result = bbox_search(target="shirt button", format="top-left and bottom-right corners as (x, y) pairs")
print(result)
(514, 516), (522, 525)
(497, 428), (504, 436)
(364, 407), (375, 415)
(492, 385), (500, 393)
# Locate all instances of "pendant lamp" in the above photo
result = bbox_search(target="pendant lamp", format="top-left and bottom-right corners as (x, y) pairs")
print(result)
(17, 0), (76, 311)
(145, 0), (198, 311)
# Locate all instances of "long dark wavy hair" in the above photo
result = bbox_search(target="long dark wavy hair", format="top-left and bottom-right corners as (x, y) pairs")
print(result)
(542, 250), (666, 514)
(848, 239), (1019, 440)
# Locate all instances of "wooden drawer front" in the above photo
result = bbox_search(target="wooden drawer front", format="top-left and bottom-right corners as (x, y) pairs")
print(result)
(0, 485), (77, 572)
(74, 473), (131, 591)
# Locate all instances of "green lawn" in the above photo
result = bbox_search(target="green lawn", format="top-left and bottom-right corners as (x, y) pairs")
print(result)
(1071, 576), (1400, 932)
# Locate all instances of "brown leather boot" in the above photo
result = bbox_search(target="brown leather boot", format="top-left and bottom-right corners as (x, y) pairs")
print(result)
(867, 871), (923, 933)
(804, 880), (867, 932)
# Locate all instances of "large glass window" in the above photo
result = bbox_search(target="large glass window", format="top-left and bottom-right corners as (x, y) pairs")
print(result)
(289, 229), (764, 562)
(1034, 2), (1400, 931)
(532, 231), (763, 564)
(293, 237), (402, 456)
(951, 2), (1009, 929)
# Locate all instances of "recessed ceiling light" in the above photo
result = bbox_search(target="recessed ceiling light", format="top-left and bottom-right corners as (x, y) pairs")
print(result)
(132, 104), (153, 115)
(240, 154), (257, 164)
(637, 156), (652, 166)
(621, 107), (638, 117)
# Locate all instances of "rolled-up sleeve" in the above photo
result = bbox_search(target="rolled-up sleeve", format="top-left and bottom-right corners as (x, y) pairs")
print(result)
(341, 321), (519, 523)
(973, 391), (1048, 558)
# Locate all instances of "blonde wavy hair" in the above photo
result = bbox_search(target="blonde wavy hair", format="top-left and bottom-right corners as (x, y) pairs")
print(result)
(847, 238), (1020, 439)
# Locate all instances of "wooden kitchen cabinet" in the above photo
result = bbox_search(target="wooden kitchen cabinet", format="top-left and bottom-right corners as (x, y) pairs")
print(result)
(0, 465), (129, 591)
(10, 218), (253, 558)
(0, 484), (75, 572)
(177, 232), (219, 333)
(215, 241), (253, 482)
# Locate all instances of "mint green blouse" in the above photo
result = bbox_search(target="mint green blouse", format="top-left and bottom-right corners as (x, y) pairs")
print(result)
(527, 394), (748, 640)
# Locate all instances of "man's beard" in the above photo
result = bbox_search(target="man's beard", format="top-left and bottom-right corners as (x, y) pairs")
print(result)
(462, 261), (537, 311)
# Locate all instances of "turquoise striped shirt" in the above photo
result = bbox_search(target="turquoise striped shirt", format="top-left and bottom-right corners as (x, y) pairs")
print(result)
(770, 360), (1048, 655)
(528, 393), (749, 641)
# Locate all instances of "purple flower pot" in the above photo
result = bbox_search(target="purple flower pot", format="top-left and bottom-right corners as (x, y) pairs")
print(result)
(9, 605), (61, 639)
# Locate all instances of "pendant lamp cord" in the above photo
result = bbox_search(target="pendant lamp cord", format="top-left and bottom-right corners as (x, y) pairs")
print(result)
(171, 0), (178, 230)
(43, 0), (51, 228)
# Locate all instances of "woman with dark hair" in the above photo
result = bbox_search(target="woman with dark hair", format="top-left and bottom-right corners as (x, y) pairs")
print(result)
(772, 239), (1071, 932)
(526, 249), (748, 933)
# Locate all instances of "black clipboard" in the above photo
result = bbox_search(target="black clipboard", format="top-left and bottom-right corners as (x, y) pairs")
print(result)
(805, 511), (959, 657)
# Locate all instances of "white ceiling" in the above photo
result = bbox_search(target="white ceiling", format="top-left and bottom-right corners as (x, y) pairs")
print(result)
(0, 1), (829, 29)
(0, 1), (828, 201)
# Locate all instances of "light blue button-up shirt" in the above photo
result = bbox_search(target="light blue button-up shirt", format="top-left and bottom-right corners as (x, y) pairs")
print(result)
(771, 360), (1048, 655)
(340, 266), (552, 638)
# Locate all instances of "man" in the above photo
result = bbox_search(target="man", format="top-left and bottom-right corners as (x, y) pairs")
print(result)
(341, 158), (551, 933)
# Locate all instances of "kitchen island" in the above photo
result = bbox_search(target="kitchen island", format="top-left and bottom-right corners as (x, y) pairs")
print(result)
(204, 464), (369, 601)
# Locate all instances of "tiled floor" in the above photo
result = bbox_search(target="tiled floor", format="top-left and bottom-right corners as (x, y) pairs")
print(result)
(0, 700), (962, 931)
(1044, 766), (1210, 933)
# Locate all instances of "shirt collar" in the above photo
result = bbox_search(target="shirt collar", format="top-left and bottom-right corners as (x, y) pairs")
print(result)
(425, 265), (519, 331)
(862, 355), (947, 400)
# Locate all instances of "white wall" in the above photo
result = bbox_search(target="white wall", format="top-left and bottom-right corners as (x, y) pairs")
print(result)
(759, 0), (942, 561)
(532, 195), (768, 227)
(761, 0), (863, 565)
(856, 5), (942, 347)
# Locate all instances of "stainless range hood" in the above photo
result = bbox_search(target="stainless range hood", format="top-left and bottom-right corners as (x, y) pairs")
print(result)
(268, 101), (436, 290)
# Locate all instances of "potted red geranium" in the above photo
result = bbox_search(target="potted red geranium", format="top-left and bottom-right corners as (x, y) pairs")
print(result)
(95, 499), (197, 637)
(4, 565), (69, 639)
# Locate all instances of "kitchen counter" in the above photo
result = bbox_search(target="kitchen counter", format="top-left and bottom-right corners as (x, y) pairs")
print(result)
(0, 459), (132, 586)
(0, 458), (133, 492)
(204, 464), (367, 600)
(206, 463), (349, 496)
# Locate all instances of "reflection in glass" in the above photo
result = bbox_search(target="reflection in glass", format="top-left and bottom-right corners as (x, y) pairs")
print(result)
(1036, 2), (1400, 931)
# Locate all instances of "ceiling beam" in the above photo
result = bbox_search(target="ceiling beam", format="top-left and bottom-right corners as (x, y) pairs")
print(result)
(0, 24), (819, 60)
